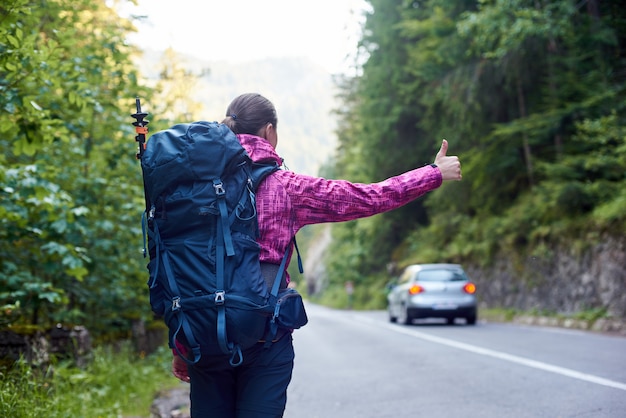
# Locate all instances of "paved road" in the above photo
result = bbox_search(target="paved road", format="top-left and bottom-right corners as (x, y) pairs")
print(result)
(284, 303), (626, 418)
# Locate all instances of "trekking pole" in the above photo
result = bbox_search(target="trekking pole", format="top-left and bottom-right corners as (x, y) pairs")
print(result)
(131, 98), (152, 257)
(131, 97), (149, 160)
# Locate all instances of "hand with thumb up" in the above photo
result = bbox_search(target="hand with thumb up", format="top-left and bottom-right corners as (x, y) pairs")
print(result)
(433, 139), (462, 181)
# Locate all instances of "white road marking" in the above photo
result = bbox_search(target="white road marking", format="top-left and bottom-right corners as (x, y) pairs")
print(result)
(355, 315), (626, 391)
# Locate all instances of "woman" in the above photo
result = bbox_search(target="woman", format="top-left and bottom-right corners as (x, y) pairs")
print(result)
(172, 93), (462, 417)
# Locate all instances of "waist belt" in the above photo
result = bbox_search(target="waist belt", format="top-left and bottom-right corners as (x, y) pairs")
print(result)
(260, 262), (287, 290)
(259, 262), (288, 343)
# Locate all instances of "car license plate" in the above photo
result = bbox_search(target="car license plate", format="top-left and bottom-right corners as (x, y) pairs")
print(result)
(433, 303), (457, 310)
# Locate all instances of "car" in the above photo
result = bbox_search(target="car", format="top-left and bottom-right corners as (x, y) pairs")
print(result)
(387, 263), (477, 325)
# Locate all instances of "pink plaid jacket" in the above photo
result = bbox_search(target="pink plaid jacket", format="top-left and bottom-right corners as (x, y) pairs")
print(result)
(238, 134), (443, 276)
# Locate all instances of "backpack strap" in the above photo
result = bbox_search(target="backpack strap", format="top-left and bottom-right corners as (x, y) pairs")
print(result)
(262, 237), (303, 346)
(249, 161), (280, 189)
(211, 160), (278, 366)
(152, 220), (202, 365)
(268, 237), (302, 298)
(214, 202), (244, 367)
(142, 210), (158, 289)
(270, 244), (292, 298)
(213, 179), (235, 256)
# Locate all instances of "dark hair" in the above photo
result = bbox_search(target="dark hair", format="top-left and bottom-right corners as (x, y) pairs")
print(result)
(222, 93), (278, 135)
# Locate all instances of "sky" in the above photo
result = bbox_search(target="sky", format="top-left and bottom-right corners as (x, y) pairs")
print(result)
(120, 0), (369, 75)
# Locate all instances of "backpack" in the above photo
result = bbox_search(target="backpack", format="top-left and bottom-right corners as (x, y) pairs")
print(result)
(138, 120), (302, 367)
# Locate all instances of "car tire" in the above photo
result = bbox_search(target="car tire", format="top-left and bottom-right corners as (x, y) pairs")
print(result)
(446, 317), (455, 325)
(397, 305), (411, 325)
(466, 315), (477, 325)
(388, 307), (397, 323)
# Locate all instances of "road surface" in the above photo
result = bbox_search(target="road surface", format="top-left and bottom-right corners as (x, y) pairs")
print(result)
(284, 303), (626, 418)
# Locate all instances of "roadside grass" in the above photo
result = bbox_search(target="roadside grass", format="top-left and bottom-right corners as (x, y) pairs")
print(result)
(478, 306), (611, 323)
(306, 283), (388, 311)
(0, 342), (179, 418)
(477, 307), (520, 322)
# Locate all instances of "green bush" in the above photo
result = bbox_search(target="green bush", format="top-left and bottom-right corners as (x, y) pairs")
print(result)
(0, 343), (178, 418)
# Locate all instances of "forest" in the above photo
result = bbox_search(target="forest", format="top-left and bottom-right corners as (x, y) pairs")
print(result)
(321, 0), (626, 319)
(1, 0), (625, 351)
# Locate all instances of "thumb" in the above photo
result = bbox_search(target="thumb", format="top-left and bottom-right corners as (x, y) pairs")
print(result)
(436, 139), (448, 159)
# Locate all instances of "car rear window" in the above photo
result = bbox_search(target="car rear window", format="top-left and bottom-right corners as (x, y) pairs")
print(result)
(416, 270), (466, 282)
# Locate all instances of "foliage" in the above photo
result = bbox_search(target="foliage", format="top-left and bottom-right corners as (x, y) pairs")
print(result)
(310, 278), (388, 311)
(147, 47), (206, 126)
(0, 0), (155, 337)
(324, 0), (626, 308)
(0, 343), (176, 418)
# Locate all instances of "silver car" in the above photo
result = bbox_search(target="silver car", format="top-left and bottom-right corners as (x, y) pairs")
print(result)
(387, 263), (477, 325)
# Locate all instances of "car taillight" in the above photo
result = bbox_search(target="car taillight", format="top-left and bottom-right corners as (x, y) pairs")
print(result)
(463, 283), (476, 294)
(409, 284), (425, 295)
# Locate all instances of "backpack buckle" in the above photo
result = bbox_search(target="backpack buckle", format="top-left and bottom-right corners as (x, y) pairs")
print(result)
(215, 291), (225, 305)
(213, 180), (225, 196)
(172, 297), (181, 311)
(148, 205), (155, 221)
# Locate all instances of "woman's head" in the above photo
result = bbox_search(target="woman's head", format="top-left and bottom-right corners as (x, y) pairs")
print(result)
(222, 93), (278, 146)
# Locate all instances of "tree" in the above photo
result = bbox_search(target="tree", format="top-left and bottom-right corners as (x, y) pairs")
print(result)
(0, 0), (152, 336)
(323, 0), (626, 305)
(327, 0), (436, 289)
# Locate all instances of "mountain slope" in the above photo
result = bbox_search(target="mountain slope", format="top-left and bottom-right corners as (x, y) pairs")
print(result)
(141, 49), (340, 176)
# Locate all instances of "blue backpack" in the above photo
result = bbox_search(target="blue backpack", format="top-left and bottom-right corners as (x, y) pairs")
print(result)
(139, 121), (306, 367)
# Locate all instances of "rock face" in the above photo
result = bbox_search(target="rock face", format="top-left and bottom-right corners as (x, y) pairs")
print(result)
(466, 234), (626, 319)
(150, 386), (190, 418)
(0, 329), (49, 366)
(0, 321), (168, 370)
(48, 324), (92, 366)
(0, 325), (92, 367)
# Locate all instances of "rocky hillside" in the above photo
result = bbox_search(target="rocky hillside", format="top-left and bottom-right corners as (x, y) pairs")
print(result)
(467, 234), (626, 321)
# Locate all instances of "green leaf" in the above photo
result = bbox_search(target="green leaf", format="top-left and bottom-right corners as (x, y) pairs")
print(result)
(66, 266), (88, 282)
(7, 34), (20, 48)
(30, 100), (43, 111)
(39, 291), (62, 303)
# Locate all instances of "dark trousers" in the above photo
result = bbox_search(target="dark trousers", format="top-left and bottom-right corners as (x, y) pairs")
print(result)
(188, 333), (294, 418)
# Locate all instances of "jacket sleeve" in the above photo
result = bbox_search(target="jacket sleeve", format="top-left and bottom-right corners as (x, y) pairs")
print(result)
(281, 164), (443, 229)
